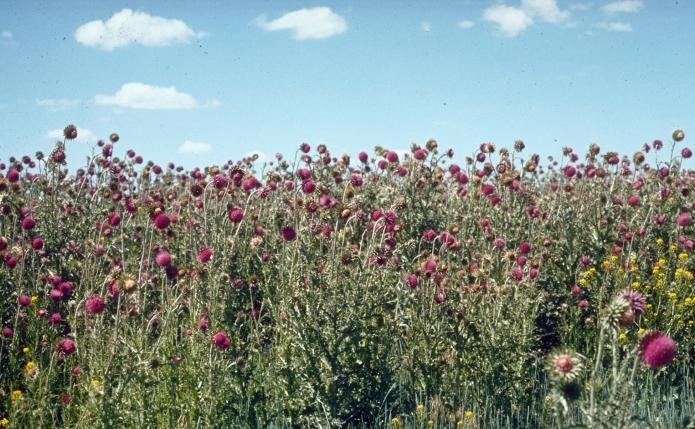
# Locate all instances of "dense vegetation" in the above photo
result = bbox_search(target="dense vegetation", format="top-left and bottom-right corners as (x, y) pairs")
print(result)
(0, 126), (693, 428)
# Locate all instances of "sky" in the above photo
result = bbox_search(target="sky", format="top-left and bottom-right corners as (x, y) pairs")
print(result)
(1, 0), (694, 169)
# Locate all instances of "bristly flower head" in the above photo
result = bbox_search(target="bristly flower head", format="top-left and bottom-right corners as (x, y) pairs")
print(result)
(547, 349), (584, 383)
(639, 331), (676, 369)
(618, 289), (646, 316)
(63, 124), (78, 140)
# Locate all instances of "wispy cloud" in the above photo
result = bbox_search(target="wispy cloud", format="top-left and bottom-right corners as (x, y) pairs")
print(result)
(255, 7), (347, 40)
(36, 98), (81, 111)
(95, 83), (217, 110)
(47, 126), (99, 143)
(483, 0), (570, 37)
(457, 20), (475, 29)
(421, 21), (432, 32)
(75, 9), (203, 51)
(178, 141), (213, 154)
(601, 0), (643, 14)
(596, 21), (633, 32)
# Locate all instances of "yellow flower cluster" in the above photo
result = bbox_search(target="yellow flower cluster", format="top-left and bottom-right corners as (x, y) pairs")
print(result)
(578, 267), (597, 286)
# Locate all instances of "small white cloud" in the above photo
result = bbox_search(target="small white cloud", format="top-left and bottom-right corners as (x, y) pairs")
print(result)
(597, 21), (633, 31)
(36, 98), (81, 111)
(75, 8), (202, 51)
(421, 21), (432, 32)
(255, 7), (347, 40)
(95, 82), (205, 110)
(522, 0), (570, 23)
(483, 5), (533, 37)
(1, 31), (12, 39)
(47, 126), (99, 143)
(457, 20), (476, 29)
(179, 141), (212, 154)
(601, 0), (643, 14)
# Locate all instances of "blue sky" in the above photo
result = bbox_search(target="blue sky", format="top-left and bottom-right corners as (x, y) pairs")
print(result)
(1, 0), (693, 168)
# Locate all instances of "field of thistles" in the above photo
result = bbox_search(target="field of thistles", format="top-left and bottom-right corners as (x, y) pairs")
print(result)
(0, 126), (694, 428)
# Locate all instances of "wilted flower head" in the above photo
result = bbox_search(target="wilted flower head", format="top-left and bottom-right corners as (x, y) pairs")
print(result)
(639, 331), (676, 369)
(63, 124), (78, 140)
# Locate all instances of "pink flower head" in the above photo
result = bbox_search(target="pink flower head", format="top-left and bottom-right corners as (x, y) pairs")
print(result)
(281, 226), (297, 241)
(155, 251), (172, 267)
(385, 150), (399, 163)
(639, 331), (676, 369)
(618, 289), (646, 316)
(18, 294), (31, 307)
(21, 216), (36, 230)
(406, 273), (418, 289)
(198, 316), (209, 331)
(358, 151), (369, 163)
(676, 212), (691, 227)
(212, 331), (231, 349)
(2, 326), (13, 338)
(153, 213), (171, 229)
(228, 207), (244, 224)
(58, 338), (76, 355)
(31, 236), (44, 250)
(198, 247), (213, 263)
(84, 295), (106, 315)
(302, 180), (316, 194)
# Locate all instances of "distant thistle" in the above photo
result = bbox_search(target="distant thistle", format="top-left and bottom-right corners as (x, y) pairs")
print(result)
(673, 129), (685, 142)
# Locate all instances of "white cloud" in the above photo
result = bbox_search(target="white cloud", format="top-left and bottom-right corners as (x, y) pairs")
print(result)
(178, 141), (212, 154)
(483, 5), (533, 37)
(36, 98), (81, 111)
(47, 126), (99, 143)
(601, 0), (643, 14)
(95, 82), (204, 109)
(522, 0), (570, 23)
(458, 20), (476, 29)
(75, 8), (201, 51)
(255, 7), (347, 40)
(421, 21), (432, 32)
(1, 31), (12, 39)
(597, 21), (633, 31)
(483, 0), (571, 36)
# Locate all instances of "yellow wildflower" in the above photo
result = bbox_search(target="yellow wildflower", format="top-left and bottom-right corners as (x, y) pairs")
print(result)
(24, 361), (37, 378)
(678, 253), (688, 262)
(10, 390), (23, 401)
(22, 347), (30, 354)
(31, 295), (38, 304)
(0, 418), (8, 427)
(656, 238), (664, 247)
(465, 410), (474, 418)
